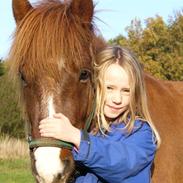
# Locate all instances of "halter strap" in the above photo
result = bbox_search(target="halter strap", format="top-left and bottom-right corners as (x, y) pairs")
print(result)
(28, 137), (73, 150)
(28, 98), (96, 150)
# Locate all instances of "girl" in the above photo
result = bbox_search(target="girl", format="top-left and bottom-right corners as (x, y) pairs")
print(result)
(39, 46), (161, 183)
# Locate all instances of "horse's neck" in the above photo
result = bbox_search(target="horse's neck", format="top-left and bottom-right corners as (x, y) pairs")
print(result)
(145, 73), (183, 96)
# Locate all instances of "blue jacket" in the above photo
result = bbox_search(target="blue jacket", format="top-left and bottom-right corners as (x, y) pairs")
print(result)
(72, 120), (157, 183)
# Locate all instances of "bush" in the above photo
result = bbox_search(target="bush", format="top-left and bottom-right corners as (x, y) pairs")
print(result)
(0, 73), (25, 138)
(0, 61), (5, 76)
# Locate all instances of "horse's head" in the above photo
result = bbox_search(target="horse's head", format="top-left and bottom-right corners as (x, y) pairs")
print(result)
(9, 0), (105, 182)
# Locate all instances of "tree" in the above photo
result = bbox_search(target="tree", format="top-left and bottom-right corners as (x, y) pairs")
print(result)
(109, 12), (183, 81)
(125, 18), (144, 56)
(0, 59), (5, 76)
(108, 34), (129, 47)
(0, 73), (25, 138)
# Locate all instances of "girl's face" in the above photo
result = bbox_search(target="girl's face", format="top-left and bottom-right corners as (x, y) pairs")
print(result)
(104, 63), (130, 121)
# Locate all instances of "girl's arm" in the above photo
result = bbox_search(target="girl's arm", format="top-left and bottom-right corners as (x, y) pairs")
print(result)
(72, 122), (156, 183)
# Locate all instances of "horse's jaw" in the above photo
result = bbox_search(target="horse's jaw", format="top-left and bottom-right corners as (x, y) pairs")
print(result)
(34, 147), (65, 183)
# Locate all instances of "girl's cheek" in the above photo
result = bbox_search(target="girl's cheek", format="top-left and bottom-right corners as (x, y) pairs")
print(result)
(125, 96), (130, 105)
(104, 94), (111, 104)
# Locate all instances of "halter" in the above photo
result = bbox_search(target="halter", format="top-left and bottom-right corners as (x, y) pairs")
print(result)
(28, 98), (96, 150)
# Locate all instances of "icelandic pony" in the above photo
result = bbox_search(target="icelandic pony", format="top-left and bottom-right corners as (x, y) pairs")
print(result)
(8, 0), (183, 183)
(9, 0), (105, 182)
(145, 74), (183, 183)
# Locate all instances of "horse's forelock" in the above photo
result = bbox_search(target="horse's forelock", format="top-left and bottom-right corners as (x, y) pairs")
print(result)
(9, 0), (95, 81)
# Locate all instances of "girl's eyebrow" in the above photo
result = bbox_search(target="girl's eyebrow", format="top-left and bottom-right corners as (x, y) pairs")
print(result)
(105, 83), (116, 87)
(105, 83), (114, 86)
(106, 83), (130, 90)
(122, 88), (130, 91)
(122, 86), (130, 89)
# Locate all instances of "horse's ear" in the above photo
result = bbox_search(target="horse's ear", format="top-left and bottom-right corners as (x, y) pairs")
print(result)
(12, 0), (33, 24)
(70, 0), (94, 23)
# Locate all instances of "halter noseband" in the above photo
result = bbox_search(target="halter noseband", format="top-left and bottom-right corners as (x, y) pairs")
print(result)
(28, 98), (96, 150)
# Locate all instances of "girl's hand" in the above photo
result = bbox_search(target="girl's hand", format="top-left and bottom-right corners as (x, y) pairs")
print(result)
(39, 113), (81, 148)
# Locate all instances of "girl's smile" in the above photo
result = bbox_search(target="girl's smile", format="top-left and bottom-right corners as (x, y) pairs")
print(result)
(106, 105), (123, 110)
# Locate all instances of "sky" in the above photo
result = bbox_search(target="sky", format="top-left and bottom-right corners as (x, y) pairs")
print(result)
(0, 0), (183, 59)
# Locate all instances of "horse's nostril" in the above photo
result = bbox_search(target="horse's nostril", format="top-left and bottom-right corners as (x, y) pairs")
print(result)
(51, 173), (62, 183)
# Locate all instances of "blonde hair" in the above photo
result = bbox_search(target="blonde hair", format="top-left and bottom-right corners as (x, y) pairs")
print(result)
(94, 46), (161, 148)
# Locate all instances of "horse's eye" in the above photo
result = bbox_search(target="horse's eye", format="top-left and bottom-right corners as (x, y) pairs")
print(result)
(79, 69), (91, 82)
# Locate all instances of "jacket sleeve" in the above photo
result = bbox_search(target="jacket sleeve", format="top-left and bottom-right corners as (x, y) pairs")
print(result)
(72, 122), (157, 183)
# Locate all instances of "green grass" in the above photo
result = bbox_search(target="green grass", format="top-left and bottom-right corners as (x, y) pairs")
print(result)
(0, 158), (35, 183)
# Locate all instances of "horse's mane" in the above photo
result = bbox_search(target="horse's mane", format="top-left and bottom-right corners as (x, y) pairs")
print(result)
(8, 0), (95, 80)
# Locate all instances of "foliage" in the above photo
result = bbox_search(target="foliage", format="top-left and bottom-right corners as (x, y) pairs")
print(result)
(0, 73), (25, 138)
(0, 59), (5, 76)
(109, 10), (183, 80)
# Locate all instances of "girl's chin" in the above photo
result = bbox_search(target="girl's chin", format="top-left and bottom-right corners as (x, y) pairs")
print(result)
(104, 111), (121, 121)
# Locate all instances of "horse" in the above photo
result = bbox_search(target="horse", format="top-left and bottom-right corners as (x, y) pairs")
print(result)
(145, 74), (183, 183)
(8, 0), (183, 183)
(9, 0), (104, 182)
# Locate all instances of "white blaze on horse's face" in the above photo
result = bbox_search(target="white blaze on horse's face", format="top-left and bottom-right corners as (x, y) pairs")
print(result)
(48, 96), (55, 118)
(34, 147), (64, 183)
(34, 95), (65, 183)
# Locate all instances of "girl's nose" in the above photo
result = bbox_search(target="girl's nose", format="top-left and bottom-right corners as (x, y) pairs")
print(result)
(112, 92), (122, 104)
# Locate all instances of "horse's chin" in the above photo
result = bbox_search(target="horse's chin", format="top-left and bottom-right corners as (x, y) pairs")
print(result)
(34, 147), (65, 183)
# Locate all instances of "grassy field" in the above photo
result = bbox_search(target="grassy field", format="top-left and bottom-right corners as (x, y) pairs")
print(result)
(0, 136), (34, 183)
(0, 158), (34, 183)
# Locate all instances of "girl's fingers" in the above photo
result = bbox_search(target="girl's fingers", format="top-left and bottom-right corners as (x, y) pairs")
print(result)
(39, 119), (51, 125)
(39, 123), (51, 129)
(39, 128), (52, 133)
(39, 123), (57, 131)
(40, 127), (55, 134)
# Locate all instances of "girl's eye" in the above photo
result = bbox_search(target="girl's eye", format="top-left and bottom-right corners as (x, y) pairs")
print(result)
(106, 86), (113, 90)
(123, 89), (130, 92)
(122, 88), (130, 95)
